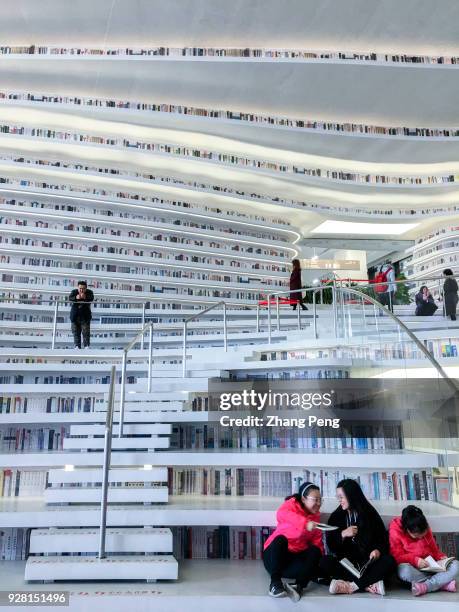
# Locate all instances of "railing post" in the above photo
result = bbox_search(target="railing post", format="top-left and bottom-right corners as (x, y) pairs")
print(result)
(276, 295), (280, 332)
(313, 291), (317, 339)
(223, 302), (227, 352)
(332, 282), (337, 339)
(256, 302), (260, 333)
(361, 295), (366, 330)
(297, 301), (301, 330)
(182, 322), (188, 377)
(141, 302), (146, 350)
(438, 279), (444, 317)
(99, 364), (116, 559)
(51, 301), (59, 349)
(147, 323), (153, 392)
(373, 302), (379, 334)
(267, 294), (272, 344)
(118, 351), (127, 438)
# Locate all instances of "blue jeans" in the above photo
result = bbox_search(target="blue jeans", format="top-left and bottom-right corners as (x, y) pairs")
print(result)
(398, 561), (459, 591)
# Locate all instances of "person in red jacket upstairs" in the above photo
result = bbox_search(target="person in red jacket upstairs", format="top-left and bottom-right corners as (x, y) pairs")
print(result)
(389, 505), (459, 596)
(263, 481), (323, 601)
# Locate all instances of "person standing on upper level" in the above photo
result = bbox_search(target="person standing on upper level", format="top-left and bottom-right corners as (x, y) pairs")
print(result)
(289, 259), (308, 311)
(374, 261), (396, 312)
(442, 269), (458, 321)
(69, 280), (94, 349)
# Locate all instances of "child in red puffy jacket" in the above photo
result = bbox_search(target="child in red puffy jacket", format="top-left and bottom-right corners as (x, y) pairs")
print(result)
(389, 505), (459, 596)
(263, 481), (323, 601)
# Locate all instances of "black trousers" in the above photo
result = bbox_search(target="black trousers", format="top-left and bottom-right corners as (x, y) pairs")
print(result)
(319, 553), (396, 590)
(263, 535), (322, 588)
(71, 320), (91, 348)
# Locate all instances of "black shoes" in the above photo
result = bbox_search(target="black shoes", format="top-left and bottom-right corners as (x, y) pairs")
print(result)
(268, 581), (286, 598)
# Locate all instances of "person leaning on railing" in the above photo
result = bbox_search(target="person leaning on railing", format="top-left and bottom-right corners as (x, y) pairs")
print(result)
(69, 280), (94, 349)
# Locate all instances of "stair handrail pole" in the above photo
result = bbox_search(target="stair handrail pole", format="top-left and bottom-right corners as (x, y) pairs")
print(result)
(147, 322), (153, 392)
(256, 302), (260, 332)
(332, 281), (337, 338)
(99, 364), (116, 559)
(118, 350), (127, 437)
(313, 289), (317, 339)
(223, 302), (228, 352)
(140, 302), (146, 350)
(51, 301), (59, 349)
(297, 301), (301, 330)
(276, 295), (280, 331)
(267, 294), (272, 344)
(182, 322), (188, 377)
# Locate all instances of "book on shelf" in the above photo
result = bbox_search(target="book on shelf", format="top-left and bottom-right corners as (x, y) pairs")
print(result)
(172, 525), (274, 560)
(167, 467), (435, 501)
(0, 469), (48, 497)
(420, 555), (456, 573)
(0, 529), (30, 560)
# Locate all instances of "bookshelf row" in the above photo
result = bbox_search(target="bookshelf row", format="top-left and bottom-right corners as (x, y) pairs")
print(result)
(3, 173), (459, 222)
(2, 123), (456, 186)
(0, 253), (286, 288)
(167, 467), (449, 502)
(171, 526), (459, 561)
(1, 44), (458, 65)
(0, 527), (457, 562)
(2, 90), (459, 140)
(169, 423), (403, 451)
(0, 195), (292, 246)
(0, 421), (402, 453)
(257, 338), (459, 363)
(2, 466), (455, 504)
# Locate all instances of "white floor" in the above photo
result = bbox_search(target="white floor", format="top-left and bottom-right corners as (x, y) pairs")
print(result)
(0, 559), (458, 611)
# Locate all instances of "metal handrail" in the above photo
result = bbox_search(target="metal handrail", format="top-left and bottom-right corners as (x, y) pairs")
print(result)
(182, 301), (227, 377)
(118, 320), (154, 437)
(99, 364), (116, 559)
(333, 286), (459, 393)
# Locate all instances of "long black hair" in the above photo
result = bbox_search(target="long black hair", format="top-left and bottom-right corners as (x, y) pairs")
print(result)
(401, 505), (429, 534)
(336, 478), (376, 517)
(285, 481), (320, 504)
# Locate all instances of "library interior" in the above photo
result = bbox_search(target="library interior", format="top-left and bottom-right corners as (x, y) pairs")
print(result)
(0, 1), (459, 610)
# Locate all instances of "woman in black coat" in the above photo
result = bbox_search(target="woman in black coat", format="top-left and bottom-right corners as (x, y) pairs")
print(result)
(415, 286), (438, 316)
(289, 259), (307, 311)
(443, 269), (458, 321)
(319, 479), (396, 595)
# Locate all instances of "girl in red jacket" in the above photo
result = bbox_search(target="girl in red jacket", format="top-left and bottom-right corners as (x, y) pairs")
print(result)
(263, 481), (323, 601)
(389, 505), (459, 596)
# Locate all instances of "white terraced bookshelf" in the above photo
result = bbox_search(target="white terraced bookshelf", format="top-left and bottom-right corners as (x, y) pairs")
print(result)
(0, 1), (458, 606)
(0, 319), (458, 584)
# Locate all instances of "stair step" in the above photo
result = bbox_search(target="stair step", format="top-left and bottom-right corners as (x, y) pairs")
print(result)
(95, 402), (184, 412)
(63, 437), (170, 451)
(47, 467), (168, 485)
(107, 393), (189, 402)
(69, 424), (172, 436)
(29, 527), (173, 553)
(44, 487), (168, 504)
(24, 554), (178, 581)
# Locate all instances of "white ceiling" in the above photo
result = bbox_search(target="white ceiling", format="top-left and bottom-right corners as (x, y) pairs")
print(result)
(0, 1), (458, 54)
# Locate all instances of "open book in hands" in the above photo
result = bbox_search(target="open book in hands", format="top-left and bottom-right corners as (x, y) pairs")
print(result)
(307, 522), (339, 532)
(339, 557), (374, 579)
(420, 556), (456, 573)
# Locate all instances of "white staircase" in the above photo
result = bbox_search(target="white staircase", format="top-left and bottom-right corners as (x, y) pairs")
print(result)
(24, 375), (189, 583)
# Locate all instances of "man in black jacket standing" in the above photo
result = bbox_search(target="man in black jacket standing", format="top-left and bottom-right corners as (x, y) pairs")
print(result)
(69, 281), (94, 349)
